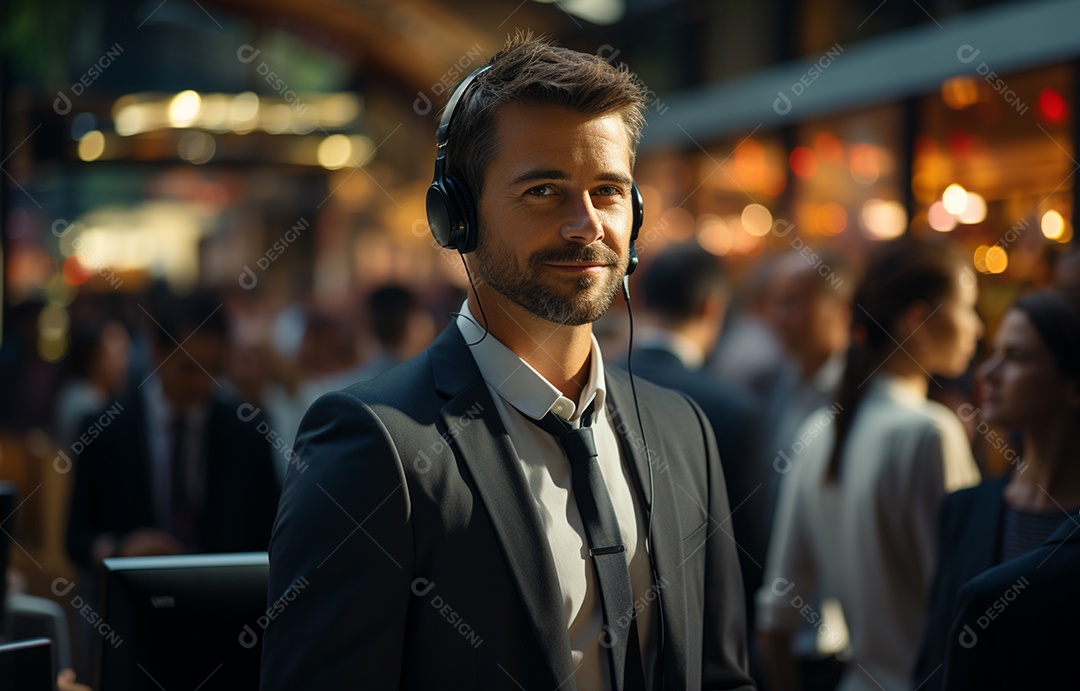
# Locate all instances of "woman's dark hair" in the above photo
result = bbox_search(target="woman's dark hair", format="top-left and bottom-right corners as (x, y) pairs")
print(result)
(1011, 288), (1080, 380)
(826, 237), (969, 483)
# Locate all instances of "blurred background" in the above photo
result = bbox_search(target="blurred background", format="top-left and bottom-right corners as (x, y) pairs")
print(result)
(0, 0), (1077, 676)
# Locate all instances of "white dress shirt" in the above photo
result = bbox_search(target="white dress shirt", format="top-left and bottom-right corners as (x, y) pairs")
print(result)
(456, 301), (656, 689)
(757, 373), (980, 691)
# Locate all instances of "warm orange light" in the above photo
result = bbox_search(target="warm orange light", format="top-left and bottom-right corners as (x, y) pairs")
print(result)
(789, 146), (819, 178)
(942, 77), (979, 110)
(813, 132), (843, 164)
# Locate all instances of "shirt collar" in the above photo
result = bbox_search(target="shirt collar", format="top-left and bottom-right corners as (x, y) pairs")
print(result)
(813, 349), (846, 394)
(455, 300), (605, 423)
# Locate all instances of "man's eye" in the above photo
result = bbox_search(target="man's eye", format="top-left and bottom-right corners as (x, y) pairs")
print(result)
(595, 185), (621, 196)
(527, 185), (554, 196)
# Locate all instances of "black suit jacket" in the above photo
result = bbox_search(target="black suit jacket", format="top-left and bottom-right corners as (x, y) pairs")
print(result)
(66, 388), (280, 567)
(912, 476), (1009, 691)
(262, 325), (755, 690)
(628, 345), (766, 631)
(942, 512), (1080, 690)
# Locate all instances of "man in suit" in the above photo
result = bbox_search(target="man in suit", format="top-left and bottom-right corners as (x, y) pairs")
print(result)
(942, 512), (1080, 689)
(631, 243), (766, 634)
(66, 292), (280, 567)
(262, 35), (754, 691)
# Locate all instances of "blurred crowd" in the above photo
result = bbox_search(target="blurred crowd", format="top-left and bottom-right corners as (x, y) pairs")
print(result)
(2, 236), (1080, 689)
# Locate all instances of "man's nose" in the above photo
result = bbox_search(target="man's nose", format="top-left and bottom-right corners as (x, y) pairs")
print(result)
(560, 194), (604, 245)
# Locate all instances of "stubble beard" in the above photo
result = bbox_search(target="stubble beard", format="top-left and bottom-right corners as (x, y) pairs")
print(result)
(474, 241), (623, 326)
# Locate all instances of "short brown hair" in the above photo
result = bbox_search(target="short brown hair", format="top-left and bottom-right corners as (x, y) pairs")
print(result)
(441, 32), (648, 203)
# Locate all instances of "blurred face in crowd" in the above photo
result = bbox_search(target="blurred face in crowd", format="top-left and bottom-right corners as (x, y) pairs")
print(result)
(96, 320), (131, 395)
(768, 260), (849, 371)
(472, 103), (635, 327)
(911, 270), (982, 378)
(977, 308), (1078, 429)
(155, 330), (226, 410)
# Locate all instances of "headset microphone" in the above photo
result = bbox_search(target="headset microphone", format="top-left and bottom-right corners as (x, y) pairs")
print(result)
(425, 64), (644, 276)
(424, 64), (659, 674)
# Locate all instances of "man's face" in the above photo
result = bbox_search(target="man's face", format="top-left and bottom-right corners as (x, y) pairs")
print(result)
(155, 331), (225, 409)
(768, 262), (849, 363)
(471, 103), (634, 326)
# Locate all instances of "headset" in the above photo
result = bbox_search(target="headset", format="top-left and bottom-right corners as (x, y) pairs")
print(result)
(425, 64), (642, 277)
(424, 61), (662, 685)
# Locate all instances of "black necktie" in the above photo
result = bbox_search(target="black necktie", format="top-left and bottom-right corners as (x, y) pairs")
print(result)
(530, 403), (647, 691)
(168, 413), (197, 550)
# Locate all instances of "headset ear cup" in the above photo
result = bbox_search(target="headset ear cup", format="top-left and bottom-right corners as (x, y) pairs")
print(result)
(444, 173), (479, 254)
(627, 182), (643, 275)
(426, 182), (456, 249)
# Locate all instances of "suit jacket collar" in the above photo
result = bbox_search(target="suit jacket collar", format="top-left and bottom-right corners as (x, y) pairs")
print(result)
(428, 325), (578, 687)
(604, 367), (689, 685)
(970, 475), (1011, 566)
(1046, 513), (1080, 545)
(427, 326), (687, 689)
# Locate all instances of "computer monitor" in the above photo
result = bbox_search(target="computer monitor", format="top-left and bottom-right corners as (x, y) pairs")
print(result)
(0, 637), (53, 690)
(98, 552), (268, 691)
(0, 482), (17, 632)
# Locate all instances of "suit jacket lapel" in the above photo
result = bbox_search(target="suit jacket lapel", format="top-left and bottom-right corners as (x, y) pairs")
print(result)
(429, 326), (577, 688)
(604, 370), (689, 687)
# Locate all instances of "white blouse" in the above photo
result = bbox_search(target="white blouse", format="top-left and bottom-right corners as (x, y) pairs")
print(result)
(757, 374), (980, 691)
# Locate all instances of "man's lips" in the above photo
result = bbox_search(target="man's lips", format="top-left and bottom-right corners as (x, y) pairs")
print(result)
(545, 263), (610, 273)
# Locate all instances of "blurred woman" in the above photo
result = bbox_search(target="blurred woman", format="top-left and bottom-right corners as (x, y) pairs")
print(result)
(914, 288), (1080, 690)
(757, 238), (983, 691)
(53, 317), (131, 445)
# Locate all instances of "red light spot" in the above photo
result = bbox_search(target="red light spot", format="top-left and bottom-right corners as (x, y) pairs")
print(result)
(947, 130), (973, 159)
(62, 257), (89, 285)
(789, 146), (819, 178)
(1039, 88), (1067, 124)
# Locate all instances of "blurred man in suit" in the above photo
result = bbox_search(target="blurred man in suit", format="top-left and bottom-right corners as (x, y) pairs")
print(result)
(631, 242), (766, 671)
(66, 291), (280, 567)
